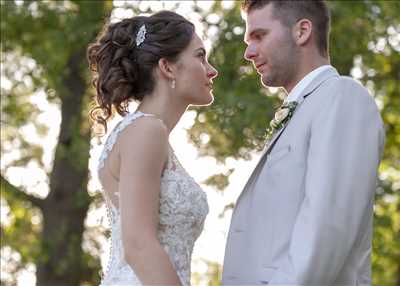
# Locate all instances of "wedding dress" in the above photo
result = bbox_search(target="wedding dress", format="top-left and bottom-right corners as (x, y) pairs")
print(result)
(97, 111), (209, 286)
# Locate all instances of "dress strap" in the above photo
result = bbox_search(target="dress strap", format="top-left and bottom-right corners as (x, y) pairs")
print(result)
(138, 111), (168, 130)
(98, 111), (165, 171)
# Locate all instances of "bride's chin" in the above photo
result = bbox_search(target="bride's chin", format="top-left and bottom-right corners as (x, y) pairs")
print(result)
(191, 96), (214, 107)
(202, 96), (214, 106)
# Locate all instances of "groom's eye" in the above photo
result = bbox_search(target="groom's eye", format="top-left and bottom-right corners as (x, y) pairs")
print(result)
(255, 33), (264, 41)
(252, 30), (268, 42)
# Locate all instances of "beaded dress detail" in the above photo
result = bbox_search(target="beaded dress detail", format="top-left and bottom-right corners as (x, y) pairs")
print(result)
(98, 111), (209, 286)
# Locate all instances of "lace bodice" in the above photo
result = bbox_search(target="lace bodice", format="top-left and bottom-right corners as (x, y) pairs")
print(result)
(98, 111), (209, 286)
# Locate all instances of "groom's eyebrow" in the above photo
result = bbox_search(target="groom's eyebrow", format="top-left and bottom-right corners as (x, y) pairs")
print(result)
(245, 28), (269, 43)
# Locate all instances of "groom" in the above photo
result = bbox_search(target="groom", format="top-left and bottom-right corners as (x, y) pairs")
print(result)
(222, 1), (385, 285)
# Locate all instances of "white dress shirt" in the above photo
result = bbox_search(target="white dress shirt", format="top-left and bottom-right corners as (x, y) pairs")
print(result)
(285, 65), (332, 103)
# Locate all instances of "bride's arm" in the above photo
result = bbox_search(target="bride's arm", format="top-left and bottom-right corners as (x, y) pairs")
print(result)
(117, 117), (181, 285)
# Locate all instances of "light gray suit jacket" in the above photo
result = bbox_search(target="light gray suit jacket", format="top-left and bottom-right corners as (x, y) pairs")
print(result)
(222, 67), (385, 286)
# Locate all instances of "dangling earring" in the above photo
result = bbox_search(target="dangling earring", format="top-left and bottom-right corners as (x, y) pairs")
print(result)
(171, 79), (176, 89)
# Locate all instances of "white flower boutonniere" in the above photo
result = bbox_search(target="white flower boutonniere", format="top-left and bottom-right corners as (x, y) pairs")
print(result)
(265, 101), (298, 141)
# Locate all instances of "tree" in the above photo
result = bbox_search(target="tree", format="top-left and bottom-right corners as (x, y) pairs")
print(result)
(1, 0), (399, 285)
(1, 1), (113, 285)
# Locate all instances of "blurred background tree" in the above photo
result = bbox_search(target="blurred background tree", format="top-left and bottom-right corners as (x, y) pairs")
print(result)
(1, 1), (114, 285)
(1, 1), (399, 285)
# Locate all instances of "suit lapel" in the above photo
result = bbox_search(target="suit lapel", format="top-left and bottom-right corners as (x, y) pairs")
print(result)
(260, 122), (287, 157)
(237, 67), (340, 199)
(300, 66), (339, 99)
(238, 125), (287, 198)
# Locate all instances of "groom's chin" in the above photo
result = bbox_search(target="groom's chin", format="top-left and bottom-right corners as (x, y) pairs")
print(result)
(260, 79), (268, 88)
(260, 77), (272, 88)
(260, 76), (281, 89)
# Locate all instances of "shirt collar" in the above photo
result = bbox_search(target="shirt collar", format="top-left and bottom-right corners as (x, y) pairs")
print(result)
(285, 65), (332, 103)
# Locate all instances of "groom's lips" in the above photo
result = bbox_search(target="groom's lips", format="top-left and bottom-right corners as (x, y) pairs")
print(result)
(255, 63), (266, 70)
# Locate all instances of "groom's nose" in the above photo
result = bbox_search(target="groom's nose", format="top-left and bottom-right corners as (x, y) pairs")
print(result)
(244, 44), (257, 61)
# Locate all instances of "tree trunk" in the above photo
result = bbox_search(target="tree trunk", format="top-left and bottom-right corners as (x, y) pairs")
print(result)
(36, 50), (92, 286)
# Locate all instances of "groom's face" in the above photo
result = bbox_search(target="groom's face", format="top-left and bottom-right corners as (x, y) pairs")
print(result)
(244, 4), (299, 89)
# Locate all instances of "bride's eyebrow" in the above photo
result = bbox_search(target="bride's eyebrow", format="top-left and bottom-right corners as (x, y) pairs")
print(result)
(195, 47), (206, 55)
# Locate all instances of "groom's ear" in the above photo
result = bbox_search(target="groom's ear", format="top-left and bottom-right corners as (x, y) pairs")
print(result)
(293, 19), (312, 47)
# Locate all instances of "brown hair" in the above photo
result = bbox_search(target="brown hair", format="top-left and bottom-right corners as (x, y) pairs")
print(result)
(242, 0), (330, 57)
(87, 11), (195, 134)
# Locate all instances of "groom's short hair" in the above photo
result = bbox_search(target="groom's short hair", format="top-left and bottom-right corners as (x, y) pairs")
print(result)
(242, 0), (331, 57)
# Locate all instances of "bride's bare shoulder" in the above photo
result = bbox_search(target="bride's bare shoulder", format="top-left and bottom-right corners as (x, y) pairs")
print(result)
(117, 115), (168, 160)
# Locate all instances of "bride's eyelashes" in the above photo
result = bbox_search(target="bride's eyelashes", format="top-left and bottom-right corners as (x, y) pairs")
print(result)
(198, 53), (206, 62)
(195, 48), (207, 62)
(197, 52), (206, 62)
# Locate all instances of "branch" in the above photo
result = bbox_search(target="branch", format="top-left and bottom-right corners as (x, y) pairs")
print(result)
(0, 174), (44, 210)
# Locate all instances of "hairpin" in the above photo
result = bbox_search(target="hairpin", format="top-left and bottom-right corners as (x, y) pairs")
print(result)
(136, 24), (146, 47)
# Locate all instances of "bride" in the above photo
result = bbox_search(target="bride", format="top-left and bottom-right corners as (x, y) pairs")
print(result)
(87, 10), (218, 286)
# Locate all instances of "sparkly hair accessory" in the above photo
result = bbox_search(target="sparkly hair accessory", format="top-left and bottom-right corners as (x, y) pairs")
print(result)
(136, 24), (146, 47)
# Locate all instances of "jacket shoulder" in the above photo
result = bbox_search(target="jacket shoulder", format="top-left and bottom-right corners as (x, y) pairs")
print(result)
(321, 75), (374, 104)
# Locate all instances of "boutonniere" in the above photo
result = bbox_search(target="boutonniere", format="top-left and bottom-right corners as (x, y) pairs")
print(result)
(265, 101), (298, 141)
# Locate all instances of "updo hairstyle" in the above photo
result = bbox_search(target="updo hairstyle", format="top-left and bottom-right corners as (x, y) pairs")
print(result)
(87, 11), (195, 134)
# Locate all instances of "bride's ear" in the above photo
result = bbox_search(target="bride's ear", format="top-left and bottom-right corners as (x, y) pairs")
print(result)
(158, 58), (176, 81)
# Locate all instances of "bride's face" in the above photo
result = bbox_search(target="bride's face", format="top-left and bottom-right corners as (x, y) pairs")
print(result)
(174, 34), (218, 106)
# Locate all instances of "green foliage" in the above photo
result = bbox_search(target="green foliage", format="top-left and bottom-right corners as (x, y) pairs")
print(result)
(327, 2), (400, 284)
(191, 259), (222, 286)
(1, 0), (112, 285)
(203, 168), (234, 191)
(0, 177), (42, 284)
(1, 0), (399, 285)
(329, 1), (400, 170)
(373, 182), (399, 285)
(2, 0), (111, 95)
(373, 164), (400, 285)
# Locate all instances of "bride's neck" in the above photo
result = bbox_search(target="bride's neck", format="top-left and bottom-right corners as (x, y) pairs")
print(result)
(137, 89), (188, 134)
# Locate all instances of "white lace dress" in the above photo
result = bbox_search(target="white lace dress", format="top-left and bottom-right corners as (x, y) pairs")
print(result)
(98, 111), (209, 286)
